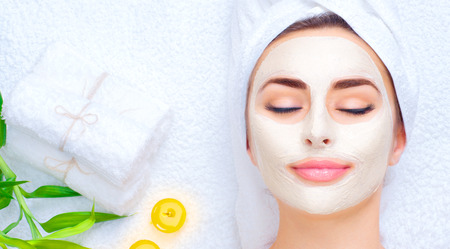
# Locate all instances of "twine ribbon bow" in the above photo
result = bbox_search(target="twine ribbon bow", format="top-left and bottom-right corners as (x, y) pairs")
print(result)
(44, 157), (91, 181)
(54, 104), (98, 151)
(44, 72), (108, 179)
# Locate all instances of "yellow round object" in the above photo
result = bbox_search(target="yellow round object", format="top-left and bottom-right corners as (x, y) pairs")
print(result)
(129, 240), (160, 249)
(151, 198), (186, 233)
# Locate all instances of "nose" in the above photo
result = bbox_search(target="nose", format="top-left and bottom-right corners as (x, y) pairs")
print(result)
(303, 107), (333, 148)
(304, 136), (332, 147)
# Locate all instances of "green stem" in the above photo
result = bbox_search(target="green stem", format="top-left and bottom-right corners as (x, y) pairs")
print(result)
(2, 209), (23, 234)
(0, 154), (42, 239)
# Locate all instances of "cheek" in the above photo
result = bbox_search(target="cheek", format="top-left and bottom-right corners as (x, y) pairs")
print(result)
(249, 115), (298, 168)
(335, 110), (394, 165)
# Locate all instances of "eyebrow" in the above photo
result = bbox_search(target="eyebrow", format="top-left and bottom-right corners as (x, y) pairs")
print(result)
(333, 78), (380, 92)
(261, 77), (308, 90)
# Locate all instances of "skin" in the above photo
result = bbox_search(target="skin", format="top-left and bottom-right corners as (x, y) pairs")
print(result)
(246, 27), (406, 249)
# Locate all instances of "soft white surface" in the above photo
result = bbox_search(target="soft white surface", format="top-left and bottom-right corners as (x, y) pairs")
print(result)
(0, 1), (239, 248)
(3, 44), (171, 214)
(229, 0), (450, 248)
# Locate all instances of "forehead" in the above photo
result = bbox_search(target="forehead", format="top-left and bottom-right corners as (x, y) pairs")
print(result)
(251, 27), (391, 88)
(254, 36), (381, 87)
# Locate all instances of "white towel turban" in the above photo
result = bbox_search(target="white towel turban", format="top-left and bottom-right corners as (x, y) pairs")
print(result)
(228, 0), (449, 248)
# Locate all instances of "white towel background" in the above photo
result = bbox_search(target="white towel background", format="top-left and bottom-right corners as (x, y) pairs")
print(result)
(0, 1), (449, 249)
(0, 1), (239, 248)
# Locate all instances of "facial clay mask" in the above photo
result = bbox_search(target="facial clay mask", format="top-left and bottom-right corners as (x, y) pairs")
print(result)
(248, 36), (394, 214)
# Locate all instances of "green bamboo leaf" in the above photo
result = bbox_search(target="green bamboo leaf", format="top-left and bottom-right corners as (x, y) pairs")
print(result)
(20, 185), (81, 198)
(0, 92), (6, 148)
(0, 178), (14, 210)
(28, 239), (90, 249)
(0, 231), (35, 249)
(0, 243), (6, 249)
(2, 209), (23, 234)
(0, 188), (13, 199)
(0, 194), (12, 210)
(25, 213), (42, 240)
(0, 156), (15, 180)
(0, 181), (28, 188)
(0, 121), (6, 149)
(42, 204), (96, 239)
(40, 211), (126, 233)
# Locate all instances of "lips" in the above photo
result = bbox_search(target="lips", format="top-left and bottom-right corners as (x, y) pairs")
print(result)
(291, 159), (351, 183)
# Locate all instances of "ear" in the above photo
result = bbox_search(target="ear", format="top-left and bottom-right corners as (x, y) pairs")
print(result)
(246, 136), (258, 166)
(388, 124), (407, 166)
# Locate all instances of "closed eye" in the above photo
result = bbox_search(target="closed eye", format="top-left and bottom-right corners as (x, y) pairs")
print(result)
(265, 104), (302, 114)
(337, 105), (374, 115)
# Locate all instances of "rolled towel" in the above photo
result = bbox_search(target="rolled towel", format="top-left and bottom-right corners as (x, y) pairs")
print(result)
(3, 44), (171, 214)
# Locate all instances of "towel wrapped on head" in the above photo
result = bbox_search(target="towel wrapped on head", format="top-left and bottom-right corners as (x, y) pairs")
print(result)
(227, 0), (448, 248)
(3, 43), (171, 215)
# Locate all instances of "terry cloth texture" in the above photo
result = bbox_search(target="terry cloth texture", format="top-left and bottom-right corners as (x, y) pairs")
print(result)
(0, 1), (239, 249)
(3, 43), (172, 215)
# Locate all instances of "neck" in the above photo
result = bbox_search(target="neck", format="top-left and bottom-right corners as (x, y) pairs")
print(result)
(271, 188), (384, 249)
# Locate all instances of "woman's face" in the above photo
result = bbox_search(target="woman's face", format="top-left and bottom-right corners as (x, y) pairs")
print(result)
(246, 27), (405, 214)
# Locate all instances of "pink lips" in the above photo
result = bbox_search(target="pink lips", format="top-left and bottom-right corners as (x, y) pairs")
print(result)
(291, 160), (351, 182)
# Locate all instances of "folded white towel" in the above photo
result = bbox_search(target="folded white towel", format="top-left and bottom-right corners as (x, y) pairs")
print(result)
(4, 126), (152, 215)
(3, 44), (171, 214)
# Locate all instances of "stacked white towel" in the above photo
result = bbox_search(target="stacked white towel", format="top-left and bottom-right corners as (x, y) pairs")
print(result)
(3, 43), (171, 215)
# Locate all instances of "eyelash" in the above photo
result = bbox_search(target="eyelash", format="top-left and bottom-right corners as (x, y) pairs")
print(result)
(265, 104), (303, 114)
(265, 104), (374, 116)
(337, 105), (374, 116)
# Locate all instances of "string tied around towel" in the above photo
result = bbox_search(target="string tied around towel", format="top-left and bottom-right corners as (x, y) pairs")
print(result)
(55, 104), (98, 151)
(44, 72), (108, 179)
(44, 156), (92, 181)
